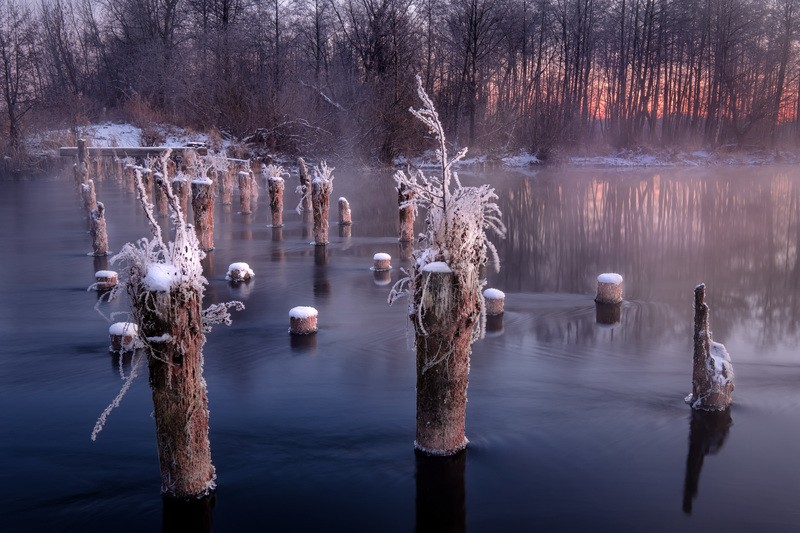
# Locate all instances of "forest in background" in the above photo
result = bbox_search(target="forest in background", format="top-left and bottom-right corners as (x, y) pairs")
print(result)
(3, 0), (800, 164)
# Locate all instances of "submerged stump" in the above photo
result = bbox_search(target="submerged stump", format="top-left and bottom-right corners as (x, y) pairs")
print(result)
(687, 284), (734, 411)
(191, 179), (215, 251)
(413, 262), (477, 456)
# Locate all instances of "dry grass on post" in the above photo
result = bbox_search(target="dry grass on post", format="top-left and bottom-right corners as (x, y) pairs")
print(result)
(264, 164), (287, 227)
(686, 283), (734, 411)
(90, 202), (109, 256)
(388, 76), (506, 456)
(310, 162), (334, 245)
(91, 151), (243, 499)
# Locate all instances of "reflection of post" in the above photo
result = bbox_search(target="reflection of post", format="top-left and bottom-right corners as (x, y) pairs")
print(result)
(162, 492), (215, 533)
(682, 409), (732, 515)
(415, 451), (466, 533)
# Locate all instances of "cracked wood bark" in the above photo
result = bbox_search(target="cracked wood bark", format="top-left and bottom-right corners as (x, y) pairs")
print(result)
(237, 172), (252, 214)
(191, 181), (215, 251)
(268, 177), (284, 227)
(312, 179), (331, 245)
(90, 202), (109, 256)
(413, 268), (478, 455)
(690, 284), (733, 410)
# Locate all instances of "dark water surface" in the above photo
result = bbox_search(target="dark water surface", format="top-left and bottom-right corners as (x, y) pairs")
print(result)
(2, 166), (800, 531)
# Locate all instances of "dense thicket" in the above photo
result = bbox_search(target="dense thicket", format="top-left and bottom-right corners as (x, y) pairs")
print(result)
(3, 0), (800, 161)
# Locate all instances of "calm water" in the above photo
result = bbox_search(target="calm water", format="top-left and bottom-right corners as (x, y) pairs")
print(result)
(1, 165), (800, 531)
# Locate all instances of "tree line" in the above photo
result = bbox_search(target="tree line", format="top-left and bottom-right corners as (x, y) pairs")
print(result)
(2, 0), (800, 163)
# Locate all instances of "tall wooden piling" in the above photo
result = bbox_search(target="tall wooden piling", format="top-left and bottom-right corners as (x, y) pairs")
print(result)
(90, 202), (109, 256)
(154, 172), (169, 215)
(192, 178), (215, 251)
(688, 284), (734, 410)
(237, 171), (252, 214)
(398, 183), (415, 242)
(268, 176), (285, 227)
(413, 262), (476, 455)
(81, 179), (98, 215)
(298, 158), (313, 219)
(338, 197), (352, 226)
(311, 167), (333, 245)
(219, 170), (233, 206)
(171, 177), (190, 217)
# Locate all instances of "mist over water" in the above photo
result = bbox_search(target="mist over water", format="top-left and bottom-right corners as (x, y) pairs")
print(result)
(1, 165), (800, 531)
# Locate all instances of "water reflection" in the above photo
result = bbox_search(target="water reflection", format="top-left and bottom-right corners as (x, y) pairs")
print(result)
(595, 302), (621, 325)
(290, 332), (318, 352)
(372, 270), (392, 286)
(497, 171), (800, 348)
(162, 494), (215, 533)
(682, 408), (733, 515)
(415, 450), (466, 533)
(314, 247), (331, 299)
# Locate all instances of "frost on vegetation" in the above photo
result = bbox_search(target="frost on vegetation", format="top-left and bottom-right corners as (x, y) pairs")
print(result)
(709, 341), (733, 386)
(388, 76), (506, 341)
(90, 150), (243, 440)
(264, 163), (287, 183)
(295, 160), (334, 214)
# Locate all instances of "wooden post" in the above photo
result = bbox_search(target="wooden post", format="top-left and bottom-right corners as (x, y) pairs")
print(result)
(81, 179), (98, 215)
(138, 276), (216, 499)
(225, 262), (254, 282)
(109, 322), (138, 353)
(237, 171), (252, 214)
(483, 288), (505, 315)
(191, 179), (215, 251)
(289, 306), (318, 335)
(248, 171), (259, 203)
(124, 165), (136, 194)
(373, 253), (391, 271)
(90, 202), (109, 256)
(74, 138), (89, 187)
(338, 197), (352, 225)
(171, 177), (190, 217)
(219, 170), (233, 206)
(298, 158), (313, 218)
(312, 178), (331, 245)
(595, 273), (623, 304)
(140, 168), (153, 203)
(268, 176), (284, 227)
(688, 284), (734, 410)
(154, 172), (169, 215)
(398, 183), (415, 242)
(95, 270), (118, 291)
(413, 262), (476, 456)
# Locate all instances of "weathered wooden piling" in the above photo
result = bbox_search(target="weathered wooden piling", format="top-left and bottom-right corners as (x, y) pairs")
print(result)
(153, 172), (169, 214)
(687, 284), (734, 411)
(191, 178), (215, 251)
(373, 253), (392, 271)
(219, 169), (233, 206)
(74, 138), (89, 187)
(338, 197), (352, 225)
(248, 171), (259, 203)
(398, 183), (415, 242)
(225, 262), (254, 282)
(90, 202), (109, 256)
(297, 158), (313, 217)
(483, 288), (505, 315)
(413, 262), (475, 456)
(95, 270), (118, 290)
(81, 179), (98, 215)
(289, 306), (318, 335)
(237, 171), (252, 214)
(124, 164), (136, 194)
(109, 322), (138, 353)
(171, 176), (190, 216)
(595, 273), (623, 304)
(268, 176), (285, 227)
(311, 162), (334, 245)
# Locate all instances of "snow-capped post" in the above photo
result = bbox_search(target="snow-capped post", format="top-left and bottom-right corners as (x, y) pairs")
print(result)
(237, 171), (252, 214)
(289, 306), (318, 335)
(483, 288), (505, 315)
(171, 175), (190, 216)
(109, 322), (138, 353)
(225, 262), (254, 282)
(686, 284), (734, 411)
(595, 273), (623, 304)
(265, 164), (286, 227)
(94, 270), (118, 291)
(297, 157), (313, 221)
(338, 197), (352, 225)
(90, 202), (109, 256)
(389, 76), (506, 456)
(373, 253), (391, 271)
(398, 183), (415, 242)
(311, 161), (334, 245)
(91, 161), (243, 499)
(192, 177), (215, 251)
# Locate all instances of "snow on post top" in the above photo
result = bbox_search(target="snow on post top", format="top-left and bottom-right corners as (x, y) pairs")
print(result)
(289, 306), (318, 319)
(483, 288), (505, 299)
(373, 253), (391, 261)
(421, 261), (453, 274)
(109, 322), (138, 336)
(143, 263), (181, 292)
(191, 177), (213, 185)
(95, 270), (117, 278)
(597, 273), (623, 284)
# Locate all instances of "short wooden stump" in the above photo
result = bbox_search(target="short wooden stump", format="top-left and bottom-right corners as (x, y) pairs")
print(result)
(289, 306), (318, 335)
(226, 262), (254, 282)
(595, 273), (623, 304)
(109, 322), (138, 353)
(483, 288), (505, 315)
(95, 270), (118, 290)
(372, 252), (392, 271)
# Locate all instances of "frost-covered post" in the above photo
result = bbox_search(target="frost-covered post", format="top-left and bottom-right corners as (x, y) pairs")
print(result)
(389, 76), (505, 456)
(398, 183), (415, 242)
(311, 162), (334, 245)
(171, 175), (190, 216)
(154, 172), (169, 215)
(124, 164), (136, 194)
(297, 158), (313, 220)
(265, 164), (286, 227)
(192, 178), (215, 251)
(74, 138), (89, 187)
(218, 170), (232, 205)
(90, 202), (109, 256)
(686, 284), (734, 410)
(237, 171), (252, 214)
(92, 164), (243, 499)
(338, 197), (352, 225)
(81, 179), (98, 216)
